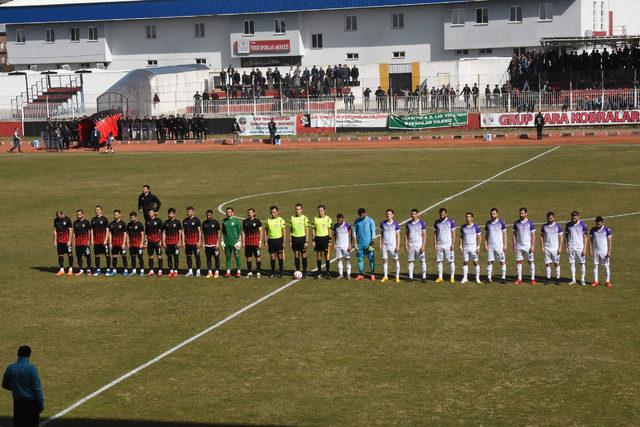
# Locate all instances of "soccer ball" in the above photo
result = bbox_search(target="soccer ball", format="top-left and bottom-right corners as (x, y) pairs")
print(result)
(293, 271), (303, 279)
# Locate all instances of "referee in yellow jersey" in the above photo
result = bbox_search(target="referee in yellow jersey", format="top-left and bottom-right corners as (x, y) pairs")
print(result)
(312, 205), (333, 279)
(289, 203), (310, 277)
(265, 206), (286, 277)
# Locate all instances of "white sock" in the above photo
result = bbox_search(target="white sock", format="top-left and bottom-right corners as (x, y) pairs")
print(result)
(408, 261), (414, 279)
(338, 259), (344, 276)
(383, 262), (388, 278)
(421, 260), (427, 278)
(580, 264), (586, 281)
(487, 264), (493, 280)
(594, 264), (599, 282)
(556, 265), (561, 279)
(346, 261), (351, 276)
(450, 262), (455, 279)
(516, 263), (522, 280)
(570, 263), (576, 281)
(475, 264), (480, 281)
(501, 263), (507, 279)
(462, 265), (468, 280)
(605, 265), (610, 282)
(395, 260), (400, 278)
(530, 263), (535, 280)
(437, 262), (443, 279)
(546, 265), (551, 279)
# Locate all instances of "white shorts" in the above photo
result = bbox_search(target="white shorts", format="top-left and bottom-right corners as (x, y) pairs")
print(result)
(436, 246), (454, 263)
(462, 247), (479, 263)
(592, 252), (610, 266)
(544, 247), (560, 265)
(515, 248), (534, 262)
(487, 247), (505, 263)
(381, 244), (399, 261)
(567, 248), (585, 264)
(335, 246), (351, 260)
(407, 245), (425, 262)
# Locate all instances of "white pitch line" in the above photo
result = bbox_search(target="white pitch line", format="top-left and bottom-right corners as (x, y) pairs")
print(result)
(40, 145), (561, 426)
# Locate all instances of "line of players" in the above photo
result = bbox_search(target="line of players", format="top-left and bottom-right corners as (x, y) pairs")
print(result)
(52, 204), (614, 287)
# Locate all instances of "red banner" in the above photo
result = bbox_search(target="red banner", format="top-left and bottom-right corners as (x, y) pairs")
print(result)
(235, 39), (291, 54)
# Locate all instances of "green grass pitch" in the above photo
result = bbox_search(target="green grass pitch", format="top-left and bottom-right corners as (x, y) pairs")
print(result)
(1, 144), (639, 425)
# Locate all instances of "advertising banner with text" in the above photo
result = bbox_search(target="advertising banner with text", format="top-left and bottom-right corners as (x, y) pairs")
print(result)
(236, 115), (297, 135)
(481, 110), (640, 128)
(388, 112), (468, 129)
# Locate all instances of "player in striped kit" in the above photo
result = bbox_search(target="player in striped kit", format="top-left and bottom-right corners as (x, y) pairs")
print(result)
(202, 210), (221, 278)
(512, 207), (536, 285)
(73, 209), (92, 276)
(108, 209), (129, 276)
(590, 216), (613, 288)
(145, 209), (164, 276)
(242, 208), (263, 278)
(485, 208), (507, 284)
(405, 209), (427, 282)
(565, 211), (587, 285)
(459, 212), (482, 284)
(380, 209), (401, 283)
(91, 205), (111, 276)
(433, 208), (456, 283)
(332, 214), (352, 279)
(540, 211), (563, 285)
(163, 208), (183, 277)
(183, 206), (202, 277)
(53, 210), (74, 276)
(127, 212), (145, 276)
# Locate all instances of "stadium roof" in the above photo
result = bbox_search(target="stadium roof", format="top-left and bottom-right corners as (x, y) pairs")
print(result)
(0, 0), (470, 24)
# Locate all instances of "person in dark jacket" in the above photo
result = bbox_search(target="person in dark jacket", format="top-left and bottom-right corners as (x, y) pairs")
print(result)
(138, 184), (161, 221)
(535, 112), (545, 140)
(3, 345), (44, 427)
(91, 128), (101, 151)
(268, 118), (277, 145)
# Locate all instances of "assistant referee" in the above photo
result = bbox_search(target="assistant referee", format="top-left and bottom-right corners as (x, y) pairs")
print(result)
(312, 204), (333, 279)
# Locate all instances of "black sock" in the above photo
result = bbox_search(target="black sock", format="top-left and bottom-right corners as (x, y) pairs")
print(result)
(257, 260), (261, 272)
(214, 256), (220, 270)
(122, 256), (128, 269)
(106, 256), (111, 269)
(174, 254), (179, 271)
(158, 258), (163, 269)
(112, 257), (118, 269)
(302, 257), (308, 272)
(278, 258), (284, 273)
(206, 255), (212, 270)
(138, 255), (144, 269)
(95, 257), (101, 269)
(167, 255), (174, 270)
(195, 255), (201, 269)
(271, 259), (276, 272)
(317, 260), (322, 271)
(58, 256), (64, 268)
(85, 255), (92, 269)
(186, 255), (193, 269)
(131, 255), (137, 269)
(247, 260), (252, 273)
(149, 258), (154, 270)
(325, 260), (330, 272)
(294, 258), (300, 271)
(68, 255), (74, 268)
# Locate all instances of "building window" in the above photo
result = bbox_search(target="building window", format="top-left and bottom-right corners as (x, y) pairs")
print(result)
(345, 15), (357, 31)
(539, 3), (553, 21)
(600, 1), (604, 30)
(346, 52), (359, 60)
(195, 58), (207, 64)
(479, 48), (493, 54)
(88, 26), (98, 41)
(70, 27), (80, 42)
(392, 13), (404, 29)
(456, 49), (469, 55)
(16, 29), (26, 43)
(509, 5), (522, 23)
(147, 59), (158, 67)
(274, 18), (286, 34)
(451, 9), (465, 26)
(392, 51), (405, 59)
(513, 47), (526, 56)
(45, 28), (55, 43)
(311, 33), (323, 49)
(145, 25), (156, 39)
(80, 62), (90, 68)
(194, 23), (205, 38)
(475, 7), (488, 24)
(243, 20), (254, 35)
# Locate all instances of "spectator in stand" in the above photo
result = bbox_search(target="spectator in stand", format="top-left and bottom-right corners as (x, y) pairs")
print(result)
(202, 90), (210, 113)
(472, 83), (479, 110)
(350, 65), (359, 84)
(193, 91), (202, 114)
(375, 86), (385, 111)
(485, 84), (491, 108)
(363, 87), (371, 110)
(219, 70), (226, 91)
(462, 84), (471, 109)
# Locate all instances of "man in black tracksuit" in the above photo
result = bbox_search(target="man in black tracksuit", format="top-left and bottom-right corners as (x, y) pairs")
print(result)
(138, 185), (162, 221)
(535, 112), (545, 140)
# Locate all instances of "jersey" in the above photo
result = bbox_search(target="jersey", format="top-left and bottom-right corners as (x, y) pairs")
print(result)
(513, 219), (535, 250)
(222, 216), (242, 245)
(127, 220), (144, 248)
(590, 226), (612, 253)
(565, 220), (587, 250)
(73, 219), (91, 246)
(54, 216), (72, 244)
(91, 215), (109, 245)
(202, 219), (221, 246)
(332, 222), (351, 248)
(485, 219), (507, 248)
(353, 216), (376, 246)
(313, 216), (332, 238)
(380, 220), (400, 247)
(541, 222), (563, 249)
(434, 217), (456, 247)
(289, 214), (309, 238)
(460, 223), (481, 249)
(163, 219), (182, 245)
(406, 219), (426, 247)
(145, 217), (163, 243)
(182, 217), (201, 246)
(242, 218), (262, 246)
(108, 220), (127, 247)
(266, 217), (286, 239)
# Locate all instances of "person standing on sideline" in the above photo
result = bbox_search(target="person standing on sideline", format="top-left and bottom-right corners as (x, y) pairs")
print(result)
(91, 127), (101, 151)
(138, 184), (161, 222)
(353, 208), (376, 281)
(535, 112), (545, 140)
(268, 118), (277, 145)
(232, 119), (241, 146)
(3, 345), (44, 427)
(10, 127), (22, 153)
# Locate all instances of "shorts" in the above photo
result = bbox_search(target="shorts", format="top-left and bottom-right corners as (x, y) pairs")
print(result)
(314, 236), (330, 252)
(224, 245), (239, 257)
(291, 236), (307, 253)
(567, 248), (585, 264)
(544, 247), (560, 264)
(111, 246), (126, 256)
(407, 245), (425, 262)
(185, 245), (200, 256)
(205, 246), (220, 258)
(57, 243), (72, 256)
(462, 247), (479, 263)
(94, 244), (109, 256)
(147, 241), (162, 255)
(129, 247), (144, 256)
(166, 244), (179, 255)
(381, 243), (399, 260)
(487, 247), (505, 263)
(268, 237), (284, 254)
(592, 252), (610, 266)
(436, 246), (454, 263)
(335, 246), (351, 259)
(75, 245), (90, 257)
(515, 248), (534, 262)
(245, 245), (261, 258)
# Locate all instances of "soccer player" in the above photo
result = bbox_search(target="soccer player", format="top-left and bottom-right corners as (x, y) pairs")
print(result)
(433, 208), (456, 283)
(540, 211), (563, 285)
(202, 210), (221, 278)
(108, 209), (129, 276)
(242, 208), (263, 278)
(565, 210), (588, 285)
(333, 214), (352, 279)
(162, 207), (183, 277)
(138, 184), (161, 222)
(353, 207), (376, 281)
(405, 209), (427, 282)
(312, 205), (333, 279)
(222, 207), (242, 278)
(459, 212), (481, 284)
(289, 203), (310, 277)
(91, 205), (111, 276)
(265, 205), (287, 278)
(73, 209), (92, 275)
(380, 209), (401, 283)
(127, 212), (145, 276)
(512, 207), (536, 285)
(145, 209), (164, 276)
(183, 206), (202, 277)
(53, 210), (74, 276)
(589, 216), (613, 288)
(485, 208), (507, 284)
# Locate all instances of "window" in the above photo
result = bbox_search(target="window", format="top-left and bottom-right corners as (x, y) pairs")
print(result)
(147, 59), (158, 67)
(479, 48), (493, 54)
(509, 5), (522, 22)
(145, 24), (156, 39)
(456, 49), (469, 55)
(194, 22), (205, 38)
(392, 51), (405, 59)
(475, 7), (488, 24)
(80, 62), (90, 68)
(274, 18), (286, 34)
(88, 26), (98, 41)
(451, 9), (465, 26)
(345, 15), (357, 31)
(70, 27), (80, 42)
(44, 28), (55, 43)
(600, 1), (604, 30)
(539, 3), (553, 21)
(311, 33), (323, 49)
(346, 52), (359, 60)
(392, 13), (404, 29)
(195, 58), (207, 64)
(513, 47), (526, 56)
(243, 20), (254, 35)
(16, 29), (26, 43)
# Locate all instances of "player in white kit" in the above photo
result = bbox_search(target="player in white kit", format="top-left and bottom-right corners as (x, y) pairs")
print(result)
(589, 216), (613, 288)
(380, 209), (401, 283)
(484, 208), (507, 284)
(433, 208), (456, 283)
(405, 209), (427, 282)
(459, 212), (482, 284)
(565, 210), (588, 285)
(540, 211), (563, 285)
(332, 213), (352, 279)
(512, 207), (537, 285)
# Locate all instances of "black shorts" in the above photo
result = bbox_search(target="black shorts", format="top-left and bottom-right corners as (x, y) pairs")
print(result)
(94, 244), (109, 255)
(111, 246), (126, 256)
(268, 237), (284, 254)
(129, 247), (144, 256)
(314, 236), (330, 252)
(75, 245), (90, 257)
(166, 244), (179, 255)
(57, 243), (72, 256)
(205, 246), (220, 258)
(291, 236), (307, 252)
(185, 245), (200, 256)
(245, 245), (261, 258)
(147, 242), (162, 255)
